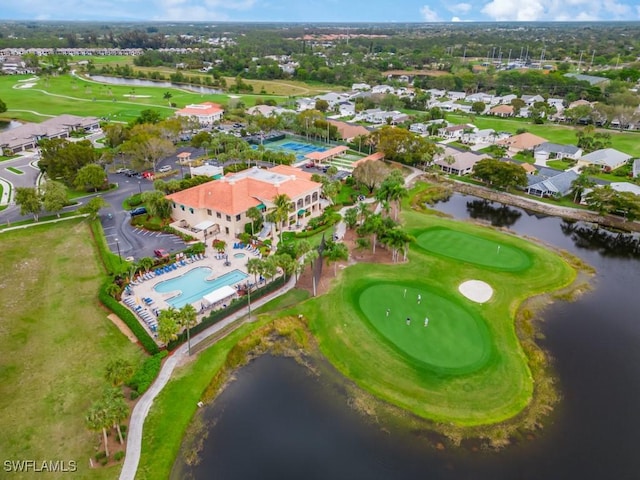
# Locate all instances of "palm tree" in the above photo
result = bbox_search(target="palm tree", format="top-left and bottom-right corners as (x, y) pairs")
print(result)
(325, 241), (349, 276)
(178, 304), (198, 356)
(272, 194), (292, 245)
(103, 387), (129, 445)
(157, 307), (179, 345)
(105, 282), (121, 299)
(246, 206), (263, 237)
(86, 403), (111, 458)
(246, 258), (263, 286)
(163, 91), (172, 105)
(104, 358), (134, 387)
(138, 257), (155, 273)
(275, 253), (295, 282)
(571, 173), (595, 204)
(303, 250), (319, 296)
(262, 255), (279, 283)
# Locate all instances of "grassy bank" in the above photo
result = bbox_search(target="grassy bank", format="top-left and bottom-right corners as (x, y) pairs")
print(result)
(0, 219), (144, 479)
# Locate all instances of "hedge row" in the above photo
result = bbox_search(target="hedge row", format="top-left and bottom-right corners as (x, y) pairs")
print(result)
(127, 351), (168, 395)
(98, 281), (160, 355)
(166, 276), (286, 351)
(291, 212), (341, 239)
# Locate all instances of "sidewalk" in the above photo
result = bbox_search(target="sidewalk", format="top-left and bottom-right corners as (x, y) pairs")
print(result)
(119, 274), (298, 480)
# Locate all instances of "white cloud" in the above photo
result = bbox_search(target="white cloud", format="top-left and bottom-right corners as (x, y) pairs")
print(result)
(481, 0), (636, 21)
(451, 16), (462, 21)
(420, 5), (442, 21)
(447, 2), (472, 14)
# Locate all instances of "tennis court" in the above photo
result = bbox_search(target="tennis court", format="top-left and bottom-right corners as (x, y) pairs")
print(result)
(260, 139), (328, 160)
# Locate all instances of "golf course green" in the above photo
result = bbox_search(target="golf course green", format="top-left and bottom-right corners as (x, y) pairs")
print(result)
(416, 226), (533, 271)
(358, 284), (491, 373)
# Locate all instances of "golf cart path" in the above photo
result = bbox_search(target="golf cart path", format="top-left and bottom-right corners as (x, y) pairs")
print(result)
(119, 274), (297, 480)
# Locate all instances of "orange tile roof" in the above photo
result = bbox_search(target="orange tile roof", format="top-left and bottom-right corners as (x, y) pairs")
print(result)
(489, 105), (514, 115)
(352, 151), (384, 168)
(327, 120), (370, 141)
(167, 168), (321, 215)
(498, 132), (547, 150)
(269, 164), (314, 181)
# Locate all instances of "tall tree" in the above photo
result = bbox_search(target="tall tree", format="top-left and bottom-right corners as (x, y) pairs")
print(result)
(141, 190), (171, 219)
(75, 164), (107, 192)
(246, 206), (263, 236)
(272, 193), (292, 245)
(0, 97), (6, 114)
(324, 241), (349, 276)
(178, 304), (198, 356)
(85, 402), (111, 458)
(14, 187), (42, 221)
(352, 160), (389, 194)
(570, 174), (596, 203)
(79, 196), (108, 220)
(157, 307), (180, 344)
(41, 180), (68, 217)
(104, 359), (134, 387)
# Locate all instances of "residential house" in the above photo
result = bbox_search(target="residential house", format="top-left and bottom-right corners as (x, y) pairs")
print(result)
(356, 109), (408, 125)
(568, 99), (592, 110)
(491, 94), (517, 105)
(246, 105), (278, 117)
(295, 97), (315, 112)
(521, 94), (544, 106)
(526, 168), (579, 198)
(166, 165), (323, 238)
(446, 91), (466, 101)
(460, 128), (498, 145)
(576, 148), (632, 172)
(433, 147), (489, 175)
(497, 132), (548, 155)
(175, 102), (224, 126)
(0, 114), (100, 155)
(336, 101), (356, 117)
(438, 124), (476, 140)
(466, 92), (493, 104)
(534, 142), (583, 162)
(327, 120), (370, 143)
(314, 92), (350, 109)
(489, 104), (514, 117)
(371, 85), (395, 95)
(351, 83), (371, 91)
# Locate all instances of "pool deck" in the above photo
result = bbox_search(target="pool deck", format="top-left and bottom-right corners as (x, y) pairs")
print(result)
(121, 242), (261, 337)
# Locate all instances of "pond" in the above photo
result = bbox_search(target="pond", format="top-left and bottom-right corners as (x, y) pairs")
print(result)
(87, 75), (223, 95)
(174, 192), (640, 480)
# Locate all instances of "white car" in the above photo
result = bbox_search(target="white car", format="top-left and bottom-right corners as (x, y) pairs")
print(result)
(158, 165), (172, 173)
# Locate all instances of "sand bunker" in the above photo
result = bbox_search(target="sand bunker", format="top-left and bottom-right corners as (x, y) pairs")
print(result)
(459, 280), (493, 303)
(15, 83), (36, 89)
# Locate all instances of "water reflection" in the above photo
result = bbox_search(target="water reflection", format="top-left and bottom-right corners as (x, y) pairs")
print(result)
(465, 199), (522, 227)
(560, 220), (640, 258)
(87, 75), (223, 95)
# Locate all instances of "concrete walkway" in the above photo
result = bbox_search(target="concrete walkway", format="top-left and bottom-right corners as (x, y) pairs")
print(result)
(119, 274), (298, 480)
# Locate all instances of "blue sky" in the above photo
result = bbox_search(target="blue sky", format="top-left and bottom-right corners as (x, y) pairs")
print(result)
(2, 0), (639, 22)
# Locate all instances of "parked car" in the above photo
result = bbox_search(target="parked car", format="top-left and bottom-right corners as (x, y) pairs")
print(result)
(116, 168), (128, 174)
(129, 207), (147, 217)
(142, 171), (154, 179)
(158, 165), (172, 173)
(125, 170), (139, 177)
(153, 248), (169, 259)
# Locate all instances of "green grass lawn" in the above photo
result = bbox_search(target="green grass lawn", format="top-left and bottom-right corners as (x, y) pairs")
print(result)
(6, 166), (23, 174)
(303, 212), (576, 426)
(0, 74), (288, 124)
(359, 283), (491, 372)
(546, 159), (574, 170)
(0, 219), (145, 480)
(415, 227), (533, 272)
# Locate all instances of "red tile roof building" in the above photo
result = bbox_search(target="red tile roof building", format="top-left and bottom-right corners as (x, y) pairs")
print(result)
(167, 165), (323, 237)
(175, 102), (224, 125)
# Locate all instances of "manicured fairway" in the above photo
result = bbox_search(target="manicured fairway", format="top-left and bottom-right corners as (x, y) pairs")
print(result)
(416, 227), (532, 271)
(359, 284), (492, 373)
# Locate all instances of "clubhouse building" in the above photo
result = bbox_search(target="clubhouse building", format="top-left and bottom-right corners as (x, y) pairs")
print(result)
(166, 165), (324, 240)
(174, 101), (224, 126)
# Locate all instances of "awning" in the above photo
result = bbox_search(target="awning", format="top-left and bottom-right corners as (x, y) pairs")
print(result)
(257, 203), (266, 211)
(202, 285), (237, 306)
(193, 220), (216, 231)
(297, 209), (306, 215)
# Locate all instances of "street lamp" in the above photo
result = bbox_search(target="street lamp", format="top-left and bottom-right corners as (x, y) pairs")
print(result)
(247, 283), (251, 322)
(138, 181), (142, 195)
(115, 238), (122, 264)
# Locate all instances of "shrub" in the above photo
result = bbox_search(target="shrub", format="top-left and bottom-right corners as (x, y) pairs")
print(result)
(98, 281), (159, 355)
(114, 451), (125, 462)
(100, 457), (108, 466)
(95, 451), (107, 461)
(127, 351), (168, 394)
(127, 194), (143, 207)
(129, 390), (140, 400)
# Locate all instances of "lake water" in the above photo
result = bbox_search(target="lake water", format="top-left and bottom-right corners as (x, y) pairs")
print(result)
(87, 75), (223, 95)
(175, 193), (640, 480)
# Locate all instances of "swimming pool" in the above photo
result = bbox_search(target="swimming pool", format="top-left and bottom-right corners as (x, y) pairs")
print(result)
(154, 267), (248, 309)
